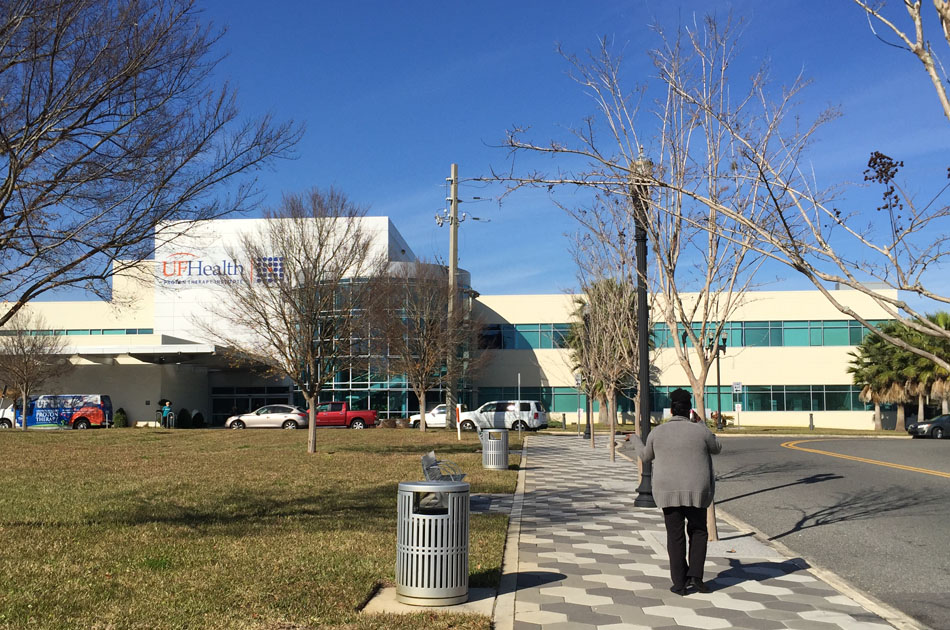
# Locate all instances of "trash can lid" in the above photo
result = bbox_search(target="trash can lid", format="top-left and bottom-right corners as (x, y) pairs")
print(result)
(398, 480), (470, 493)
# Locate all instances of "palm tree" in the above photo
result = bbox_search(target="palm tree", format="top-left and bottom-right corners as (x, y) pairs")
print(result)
(848, 326), (896, 431)
(849, 322), (911, 431)
(923, 312), (950, 414)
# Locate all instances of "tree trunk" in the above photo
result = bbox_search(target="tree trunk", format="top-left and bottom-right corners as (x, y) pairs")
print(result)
(896, 404), (906, 432)
(21, 389), (28, 431)
(918, 393), (925, 421)
(587, 394), (595, 448)
(707, 502), (719, 541)
(306, 393), (316, 453)
(943, 398), (949, 414)
(874, 402), (882, 431)
(416, 388), (428, 432)
(608, 388), (616, 462)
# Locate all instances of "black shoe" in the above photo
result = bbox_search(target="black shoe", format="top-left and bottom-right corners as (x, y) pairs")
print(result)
(687, 577), (710, 593)
(670, 585), (687, 596)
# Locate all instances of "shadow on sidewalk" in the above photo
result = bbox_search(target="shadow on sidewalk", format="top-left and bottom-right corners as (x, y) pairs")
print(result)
(515, 571), (568, 590)
(711, 557), (810, 590)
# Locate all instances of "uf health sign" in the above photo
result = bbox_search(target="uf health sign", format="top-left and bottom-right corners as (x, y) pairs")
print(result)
(158, 252), (283, 286)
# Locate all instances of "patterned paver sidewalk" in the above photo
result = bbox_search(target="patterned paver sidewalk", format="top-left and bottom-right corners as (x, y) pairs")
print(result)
(500, 433), (910, 630)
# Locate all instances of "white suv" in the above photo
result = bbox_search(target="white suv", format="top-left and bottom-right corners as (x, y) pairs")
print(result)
(459, 400), (548, 432)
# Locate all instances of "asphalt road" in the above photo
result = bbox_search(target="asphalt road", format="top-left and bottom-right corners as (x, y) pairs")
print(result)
(713, 435), (950, 630)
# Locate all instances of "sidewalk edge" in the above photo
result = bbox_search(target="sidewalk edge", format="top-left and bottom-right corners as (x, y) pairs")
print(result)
(492, 436), (527, 630)
(716, 505), (927, 630)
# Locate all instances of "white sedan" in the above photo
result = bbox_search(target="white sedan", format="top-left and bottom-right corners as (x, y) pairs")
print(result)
(226, 405), (308, 429)
(410, 404), (468, 428)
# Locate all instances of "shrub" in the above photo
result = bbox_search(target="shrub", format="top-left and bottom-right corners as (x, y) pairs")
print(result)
(176, 408), (192, 428)
(192, 412), (205, 427)
(113, 408), (128, 428)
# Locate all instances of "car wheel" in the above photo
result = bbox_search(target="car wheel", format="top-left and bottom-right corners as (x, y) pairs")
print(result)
(513, 420), (529, 431)
(73, 418), (90, 430)
(0, 419), (11, 429)
(934, 427), (945, 439)
(282, 420), (298, 430)
(350, 419), (366, 429)
(460, 419), (476, 432)
(411, 420), (419, 429)
(230, 420), (245, 429)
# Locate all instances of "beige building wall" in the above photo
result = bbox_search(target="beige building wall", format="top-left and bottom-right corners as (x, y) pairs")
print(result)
(474, 288), (897, 430)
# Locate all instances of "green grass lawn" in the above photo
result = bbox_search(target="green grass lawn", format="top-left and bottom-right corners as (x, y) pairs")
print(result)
(0, 428), (521, 630)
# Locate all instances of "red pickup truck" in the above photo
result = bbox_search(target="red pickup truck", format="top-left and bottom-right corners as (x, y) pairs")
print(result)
(311, 401), (377, 429)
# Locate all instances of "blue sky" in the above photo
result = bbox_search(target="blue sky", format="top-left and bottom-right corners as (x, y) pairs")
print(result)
(201, 0), (948, 296)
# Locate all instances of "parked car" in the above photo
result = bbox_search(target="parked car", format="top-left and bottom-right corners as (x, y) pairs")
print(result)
(410, 403), (468, 428)
(0, 394), (113, 429)
(458, 400), (548, 432)
(226, 404), (308, 429)
(907, 414), (950, 439)
(308, 401), (378, 429)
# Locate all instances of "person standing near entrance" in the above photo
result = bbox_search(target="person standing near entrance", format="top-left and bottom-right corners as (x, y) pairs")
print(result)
(628, 388), (722, 595)
(161, 400), (172, 428)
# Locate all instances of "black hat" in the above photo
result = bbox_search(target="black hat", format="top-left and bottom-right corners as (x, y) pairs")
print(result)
(669, 388), (692, 405)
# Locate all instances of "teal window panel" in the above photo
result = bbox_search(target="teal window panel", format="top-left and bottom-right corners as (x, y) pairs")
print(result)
(746, 386), (777, 412)
(770, 328), (783, 346)
(823, 326), (850, 346)
(137, 328), (153, 334)
(514, 326), (539, 349)
(502, 325), (517, 349)
(825, 386), (851, 411)
(783, 327), (809, 346)
(552, 324), (570, 348)
(90, 330), (102, 335)
(784, 388), (812, 411)
(810, 327), (823, 345)
(67, 329), (90, 336)
(744, 325), (770, 347)
(103, 329), (125, 335)
(849, 326), (864, 345)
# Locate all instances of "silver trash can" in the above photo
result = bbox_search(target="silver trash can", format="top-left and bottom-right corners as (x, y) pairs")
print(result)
(396, 480), (469, 606)
(480, 428), (509, 470)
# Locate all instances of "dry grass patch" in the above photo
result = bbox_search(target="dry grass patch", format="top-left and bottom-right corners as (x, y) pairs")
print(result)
(0, 428), (519, 629)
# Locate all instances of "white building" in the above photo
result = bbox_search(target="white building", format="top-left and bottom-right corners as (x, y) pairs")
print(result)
(2, 218), (896, 430)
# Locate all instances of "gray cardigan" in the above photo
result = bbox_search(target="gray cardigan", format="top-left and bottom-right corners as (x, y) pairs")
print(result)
(630, 416), (722, 509)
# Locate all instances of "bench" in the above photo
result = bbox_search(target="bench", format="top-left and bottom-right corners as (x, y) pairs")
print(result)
(421, 451), (466, 482)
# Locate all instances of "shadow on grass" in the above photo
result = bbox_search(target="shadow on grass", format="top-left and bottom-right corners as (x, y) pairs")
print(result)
(59, 482), (402, 534)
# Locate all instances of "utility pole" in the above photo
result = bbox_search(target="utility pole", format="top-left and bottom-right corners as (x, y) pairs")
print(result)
(445, 163), (459, 429)
(632, 156), (656, 509)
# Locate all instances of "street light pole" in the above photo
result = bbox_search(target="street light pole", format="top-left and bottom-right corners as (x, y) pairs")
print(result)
(631, 156), (656, 509)
(708, 333), (728, 431)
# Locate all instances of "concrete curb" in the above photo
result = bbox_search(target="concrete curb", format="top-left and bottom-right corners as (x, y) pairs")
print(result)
(714, 508), (928, 630)
(492, 434), (528, 630)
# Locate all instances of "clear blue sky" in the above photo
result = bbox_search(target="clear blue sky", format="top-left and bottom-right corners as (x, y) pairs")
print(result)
(201, 0), (948, 296)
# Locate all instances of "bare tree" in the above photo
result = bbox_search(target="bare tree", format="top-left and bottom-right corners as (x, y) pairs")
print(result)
(568, 201), (642, 460)
(369, 261), (485, 431)
(200, 188), (386, 453)
(498, 22), (771, 423)
(0, 0), (301, 325)
(0, 311), (74, 430)
(647, 5), (950, 370)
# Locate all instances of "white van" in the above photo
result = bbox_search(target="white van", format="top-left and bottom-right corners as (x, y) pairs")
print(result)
(459, 400), (548, 432)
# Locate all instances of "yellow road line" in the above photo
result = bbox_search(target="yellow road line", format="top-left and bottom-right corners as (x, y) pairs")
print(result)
(781, 439), (950, 479)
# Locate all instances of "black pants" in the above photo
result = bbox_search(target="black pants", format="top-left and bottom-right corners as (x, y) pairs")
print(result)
(662, 505), (708, 588)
